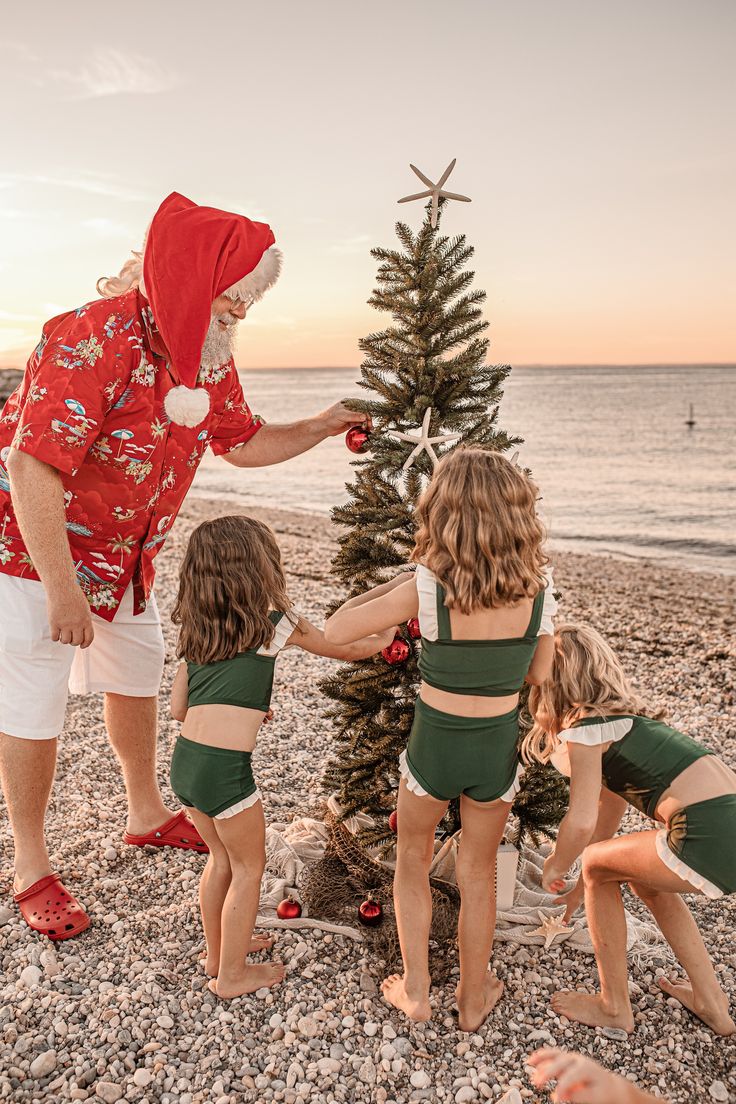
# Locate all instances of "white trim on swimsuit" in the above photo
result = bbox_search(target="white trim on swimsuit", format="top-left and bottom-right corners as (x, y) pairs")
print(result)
(214, 788), (263, 820)
(654, 829), (723, 899)
(398, 750), (523, 804)
(415, 564), (558, 640)
(256, 611), (299, 657)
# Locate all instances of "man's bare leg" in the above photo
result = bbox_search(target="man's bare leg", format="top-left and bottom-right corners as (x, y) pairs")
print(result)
(104, 694), (172, 835)
(0, 733), (56, 892)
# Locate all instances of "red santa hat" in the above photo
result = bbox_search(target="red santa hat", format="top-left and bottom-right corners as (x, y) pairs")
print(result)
(142, 191), (281, 427)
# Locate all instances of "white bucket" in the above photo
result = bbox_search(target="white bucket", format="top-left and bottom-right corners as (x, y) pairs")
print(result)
(496, 843), (519, 911)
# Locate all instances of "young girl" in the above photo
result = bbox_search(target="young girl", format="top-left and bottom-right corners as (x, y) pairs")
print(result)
(169, 514), (396, 1000)
(324, 447), (557, 1029)
(524, 623), (736, 1036)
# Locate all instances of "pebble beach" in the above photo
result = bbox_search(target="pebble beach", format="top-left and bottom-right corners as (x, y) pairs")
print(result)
(1, 496), (735, 1104)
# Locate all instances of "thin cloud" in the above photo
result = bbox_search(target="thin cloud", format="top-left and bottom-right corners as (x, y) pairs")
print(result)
(82, 217), (135, 238)
(0, 170), (152, 204)
(50, 49), (177, 99)
(329, 234), (372, 256)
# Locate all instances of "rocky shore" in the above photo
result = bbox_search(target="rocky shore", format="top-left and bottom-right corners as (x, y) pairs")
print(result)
(0, 369), (22, 406)
(0, 497), (734, 1104)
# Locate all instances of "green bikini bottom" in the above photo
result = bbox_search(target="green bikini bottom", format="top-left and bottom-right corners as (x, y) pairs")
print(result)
(401, 699), (522, 803)
(659, 794), (736, 898)
(170, 735), (260, 819)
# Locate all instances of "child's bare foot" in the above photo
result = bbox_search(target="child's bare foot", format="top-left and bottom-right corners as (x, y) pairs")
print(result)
(381, 973), (432, 1022)
(208, 961), (285, 1000)
(551, 990), (635, 1032)
(456, 972), (504, 1032)
(202, 934), (276, 976)
(659, 977), (736, 1036)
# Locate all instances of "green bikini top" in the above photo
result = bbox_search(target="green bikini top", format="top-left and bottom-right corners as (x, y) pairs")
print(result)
(186, 611), (296, 713)
(416, 565), (556, 697)
(552, 714), (713, 819)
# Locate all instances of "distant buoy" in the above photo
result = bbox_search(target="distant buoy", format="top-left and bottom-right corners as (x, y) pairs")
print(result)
(685, 403), (696, 428)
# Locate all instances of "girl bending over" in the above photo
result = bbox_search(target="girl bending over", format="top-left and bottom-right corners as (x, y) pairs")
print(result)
(170, 515), (395, 1000)
(325, 448), (557, 1029)
(524, 623), (736, 1036)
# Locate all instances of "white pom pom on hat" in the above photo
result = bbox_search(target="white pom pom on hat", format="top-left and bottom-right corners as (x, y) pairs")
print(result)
(164, 385), (211, 428)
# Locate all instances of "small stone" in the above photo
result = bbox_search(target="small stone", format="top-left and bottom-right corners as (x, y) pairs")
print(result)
(498, 1091), (523, 1104)
(133, 1069), (153, 1088)
(600, 1026), (629, 1042)
(316, 1058), (341, 1075)
(297, 1016), (320, 1038)
(104, 848), (118, 861)
(157, 1015), (174, 1030)
(96, 1085), (124, 1103)
(19, 964), (43, 987)
(363, 1021), (379, 1037)
(360, 971), (378, 995)
(410, 1071), (432, 1089)
(0, 906), (14, 926)
(455, 1088), (478, 1103)
(30, 1050), (57, 1079)
(709, 1083), (728, 1103)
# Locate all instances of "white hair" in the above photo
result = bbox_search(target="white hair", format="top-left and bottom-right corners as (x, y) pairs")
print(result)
(96, 235), (282, 305)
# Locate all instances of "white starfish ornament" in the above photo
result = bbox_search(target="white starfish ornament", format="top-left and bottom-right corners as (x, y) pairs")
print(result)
(387, 407), (461, 471)
(397, 158), (471, 228)
(530, 910), (575, 950)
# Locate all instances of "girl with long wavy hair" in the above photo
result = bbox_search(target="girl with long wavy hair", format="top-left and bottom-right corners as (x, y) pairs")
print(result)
(523, 623), (736, 1036)
(325, 447), (557, 1029)
(169, 515), (396, 1000)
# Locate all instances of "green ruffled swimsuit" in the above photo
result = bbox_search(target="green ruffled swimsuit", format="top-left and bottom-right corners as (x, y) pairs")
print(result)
(400, 565), (556, 804)
(169, 611), (295, 819)
(553, 715), (736, 898)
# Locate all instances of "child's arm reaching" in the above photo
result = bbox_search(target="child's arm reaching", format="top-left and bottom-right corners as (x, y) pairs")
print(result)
(324, 577), (419, 645)
(286, 616), (399, 661)
(553, 787), (628, 920)
(336, 570), (416, 612)
(170, 663), (189, 722)
(542, 742), (604, 893)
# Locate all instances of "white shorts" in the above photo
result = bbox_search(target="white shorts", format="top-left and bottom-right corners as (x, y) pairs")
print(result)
(0, 574), (165, 741)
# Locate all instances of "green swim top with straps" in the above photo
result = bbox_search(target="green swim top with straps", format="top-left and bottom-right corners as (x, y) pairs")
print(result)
(415, 564), (557, 697)
(186, 610), (296, 713)
(554, 714), (714, 819)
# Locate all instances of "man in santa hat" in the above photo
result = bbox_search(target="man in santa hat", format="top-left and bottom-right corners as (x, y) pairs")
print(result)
(0, 193), (370, 939)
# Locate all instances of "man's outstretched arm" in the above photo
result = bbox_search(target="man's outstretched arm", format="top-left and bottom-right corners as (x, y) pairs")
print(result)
(223, 402), (369, 468)
(7, 450), (94, 647)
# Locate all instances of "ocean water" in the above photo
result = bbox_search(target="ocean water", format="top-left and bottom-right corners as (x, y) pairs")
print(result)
(192, 365), (736, 575)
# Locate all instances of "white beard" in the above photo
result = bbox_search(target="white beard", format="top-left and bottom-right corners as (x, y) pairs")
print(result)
(200, 315), (238, 368)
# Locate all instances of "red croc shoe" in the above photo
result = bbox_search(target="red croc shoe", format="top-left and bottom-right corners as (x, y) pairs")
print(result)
(13, 873), (90, 941)
(123, 809), (208, 854)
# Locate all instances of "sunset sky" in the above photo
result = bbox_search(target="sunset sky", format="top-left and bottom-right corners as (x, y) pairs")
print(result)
(2, 1), (734, 369)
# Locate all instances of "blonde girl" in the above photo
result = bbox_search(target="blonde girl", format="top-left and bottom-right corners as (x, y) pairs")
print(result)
(524, 623), (736, 1036)
(169, 515), (396, 1000)
(325, 448), (557, 1029)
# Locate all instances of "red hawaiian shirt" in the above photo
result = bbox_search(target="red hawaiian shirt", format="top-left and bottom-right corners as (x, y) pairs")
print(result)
(0, 289), (263, 620)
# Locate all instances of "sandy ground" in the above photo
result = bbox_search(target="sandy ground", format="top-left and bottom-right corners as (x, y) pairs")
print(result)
(1, 497), (734, 1104)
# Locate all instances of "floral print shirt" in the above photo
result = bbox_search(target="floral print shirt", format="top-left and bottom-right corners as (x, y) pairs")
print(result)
(0, 290), (263, 620)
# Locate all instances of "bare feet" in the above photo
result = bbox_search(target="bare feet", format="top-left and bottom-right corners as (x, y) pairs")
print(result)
(551, 990), (635, 1032)
(208, 961), (285, 1000)
(659, 977), (736, 1036)
(381, 973), (432, 1022)
(202, 934), (276, 976)
(457, 972), (504, 1032)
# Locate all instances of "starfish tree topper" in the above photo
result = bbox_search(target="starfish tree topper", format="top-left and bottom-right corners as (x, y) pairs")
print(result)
(397, 158), (472, 228)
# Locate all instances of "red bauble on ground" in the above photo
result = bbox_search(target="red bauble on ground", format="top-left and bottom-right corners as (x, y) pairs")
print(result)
(276, 894), (302, 920)
(388, 810), (398, 833)
(406, 617), (421, 640)
(358, 895), (383, 927)
(345, 425), (371, 453)
(382, 636), (410, 665)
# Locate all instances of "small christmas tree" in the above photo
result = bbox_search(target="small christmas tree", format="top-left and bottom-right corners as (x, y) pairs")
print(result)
(319, 163), (567, 848)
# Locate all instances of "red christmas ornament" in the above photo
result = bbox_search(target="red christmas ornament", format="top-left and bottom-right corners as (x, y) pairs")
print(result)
(382, 637), (410, 665)
(358, 894), (383, 927)
(406, 617), (421, 640)
(388, 810), (398, 833)
(276, 894), (302, 920)
(345, 425), (371, 454)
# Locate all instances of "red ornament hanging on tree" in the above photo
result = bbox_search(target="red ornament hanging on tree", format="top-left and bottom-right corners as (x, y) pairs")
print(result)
(276, 894), (302, 920)
(345, 425), (371, 454)
(388, 810), (398, 833)
(382, 636), (410, 665)
(358, 894), (383, 927)
(406, 617), (421, 640)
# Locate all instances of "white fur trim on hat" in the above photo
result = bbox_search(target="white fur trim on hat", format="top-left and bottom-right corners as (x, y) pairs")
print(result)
(164, 385), (210, 428)
(225, 246), (283, 304)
